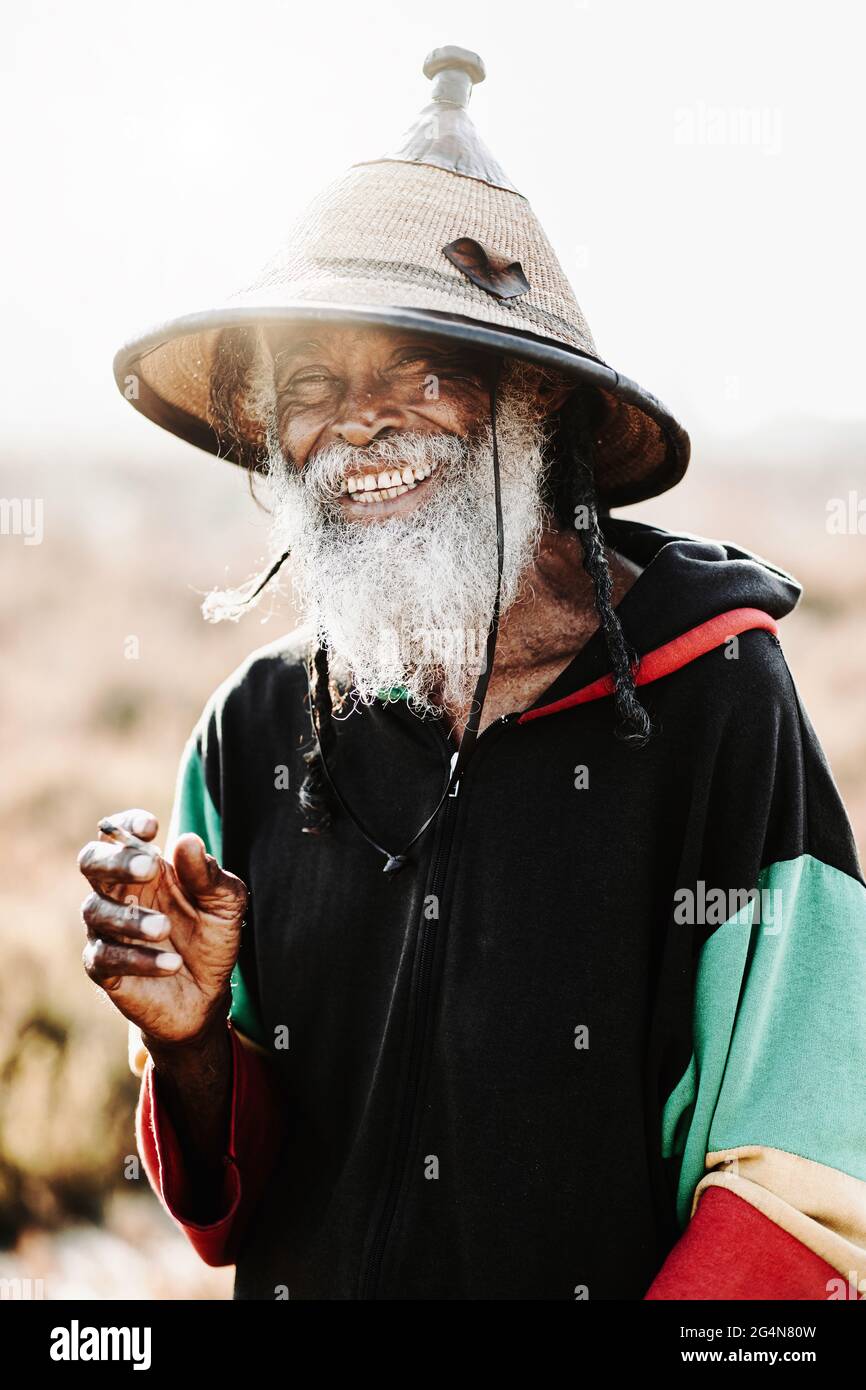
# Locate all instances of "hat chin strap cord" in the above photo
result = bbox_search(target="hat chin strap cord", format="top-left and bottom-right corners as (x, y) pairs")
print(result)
(308, 367), (506, 874)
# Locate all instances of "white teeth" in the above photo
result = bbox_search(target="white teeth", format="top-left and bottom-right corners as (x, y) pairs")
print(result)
(342, 458), (441, 501)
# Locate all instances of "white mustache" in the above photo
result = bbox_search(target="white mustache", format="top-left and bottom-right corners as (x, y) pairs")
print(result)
(301, 431), (468, 503)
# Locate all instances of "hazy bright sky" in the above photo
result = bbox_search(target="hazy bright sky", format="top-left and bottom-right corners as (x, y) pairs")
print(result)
(3, 0), (864, 462)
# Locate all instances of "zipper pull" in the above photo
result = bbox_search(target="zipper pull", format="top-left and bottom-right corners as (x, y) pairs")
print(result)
(448, 749), (460, 797)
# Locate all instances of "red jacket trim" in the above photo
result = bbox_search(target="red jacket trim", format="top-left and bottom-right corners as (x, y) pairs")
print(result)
(135, 1022), (286, 1267)
(644, 1186), (858, 1300)
(518, 607), (779, 724)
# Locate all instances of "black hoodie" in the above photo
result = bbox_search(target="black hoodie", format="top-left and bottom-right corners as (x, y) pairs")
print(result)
(138, 517), (866, 1299)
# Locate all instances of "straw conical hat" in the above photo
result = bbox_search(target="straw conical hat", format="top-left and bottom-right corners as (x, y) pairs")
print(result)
(113, 45), (689, 506)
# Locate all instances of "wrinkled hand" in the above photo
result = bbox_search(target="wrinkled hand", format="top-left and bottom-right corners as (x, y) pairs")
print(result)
(78, 809), (247, 1046)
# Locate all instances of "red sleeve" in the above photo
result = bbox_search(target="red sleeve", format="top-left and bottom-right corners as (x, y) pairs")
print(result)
(644, 1186), (855, 1300)
(135, 1022), (286, 1267)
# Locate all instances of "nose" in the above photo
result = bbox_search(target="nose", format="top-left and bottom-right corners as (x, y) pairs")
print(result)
(331, 387), (407, 448)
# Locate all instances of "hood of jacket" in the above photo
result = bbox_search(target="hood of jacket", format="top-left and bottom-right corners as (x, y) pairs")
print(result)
(517, 516), (802, 722)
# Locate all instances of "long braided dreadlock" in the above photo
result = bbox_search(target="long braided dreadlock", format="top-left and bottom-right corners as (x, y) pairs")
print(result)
(299, 645), (335, 834)
(553, 389), (653, 746)
(207, 328), (333, 828)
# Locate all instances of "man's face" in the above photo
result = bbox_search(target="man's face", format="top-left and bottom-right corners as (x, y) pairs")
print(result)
(265, 324), (496, 519)
(253, 323), (569, 711)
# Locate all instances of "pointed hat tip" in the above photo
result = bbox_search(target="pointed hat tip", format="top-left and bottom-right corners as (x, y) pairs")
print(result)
(422, 46), (486, 107)
(359, 42), (519, 194)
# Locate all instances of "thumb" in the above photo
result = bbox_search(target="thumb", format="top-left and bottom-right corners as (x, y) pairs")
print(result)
(172, 833), (247, 917)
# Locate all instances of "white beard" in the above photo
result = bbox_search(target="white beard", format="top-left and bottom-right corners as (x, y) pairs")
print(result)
(264, 386), (552, 714)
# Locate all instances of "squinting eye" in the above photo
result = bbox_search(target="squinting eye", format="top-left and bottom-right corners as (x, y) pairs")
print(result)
(278, 370), (334, 393)
(396, 353), (480, 380)
(393, 354), (430, 370)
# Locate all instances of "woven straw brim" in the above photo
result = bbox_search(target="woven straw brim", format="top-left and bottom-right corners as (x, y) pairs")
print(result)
(114, 161), (689, 506)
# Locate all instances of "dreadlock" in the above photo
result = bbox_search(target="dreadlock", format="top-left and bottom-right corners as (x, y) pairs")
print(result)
(208, 326), (272, 476)
(300, 646), (335, 834)
(199, 328), (292, 622)
(552, 389), (652, 746)
(207, 327), (336, 823)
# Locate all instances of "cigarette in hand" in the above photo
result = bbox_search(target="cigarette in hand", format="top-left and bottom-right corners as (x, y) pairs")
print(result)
(98, 818), (163, 860)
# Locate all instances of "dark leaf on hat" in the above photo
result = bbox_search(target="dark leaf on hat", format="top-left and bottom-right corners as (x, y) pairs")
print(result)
(442, 237), (530, 301)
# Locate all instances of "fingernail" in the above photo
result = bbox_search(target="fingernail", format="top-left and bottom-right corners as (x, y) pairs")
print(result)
(132, 813), (153, 835)
(129, 854), (156, 878)
(140, 914), (170, 940)
(154, 952), (182, 971)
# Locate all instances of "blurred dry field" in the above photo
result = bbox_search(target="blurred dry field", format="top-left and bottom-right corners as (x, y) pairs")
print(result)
(0, 431), (863, 1299)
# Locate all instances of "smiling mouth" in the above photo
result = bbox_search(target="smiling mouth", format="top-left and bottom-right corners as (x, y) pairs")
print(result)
(339, 458), (440, 505)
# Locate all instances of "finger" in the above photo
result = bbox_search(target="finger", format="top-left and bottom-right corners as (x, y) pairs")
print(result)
(171, 833), (210, 897)
(97, 809), (159, 843)
(82, 935), (182, 986)
(81, 891), (172, 943)
(78, 840), (161, 889)
(173, 834), (247, 912)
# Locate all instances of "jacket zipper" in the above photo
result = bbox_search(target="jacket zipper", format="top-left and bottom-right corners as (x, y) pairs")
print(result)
(359, 715), (514, 1299)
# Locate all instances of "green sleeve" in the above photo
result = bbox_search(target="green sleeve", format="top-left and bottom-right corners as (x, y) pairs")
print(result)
(661, 657), (866, 1235)
(661, 853), (866, 1227)
(166, 735), (266, 1047)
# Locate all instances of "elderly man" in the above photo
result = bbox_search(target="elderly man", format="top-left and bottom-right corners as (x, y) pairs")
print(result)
(79, 48), (866, 1300)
